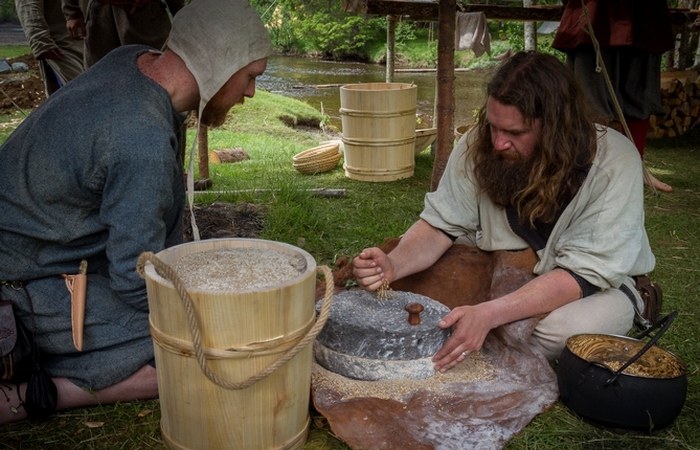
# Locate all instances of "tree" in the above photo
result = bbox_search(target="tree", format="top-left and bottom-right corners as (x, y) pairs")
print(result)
(0, 0), (19, 22)
(251, 0), (384, 59)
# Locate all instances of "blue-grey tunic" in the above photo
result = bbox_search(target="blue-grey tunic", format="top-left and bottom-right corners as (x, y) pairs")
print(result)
(0, 45), (186, 389)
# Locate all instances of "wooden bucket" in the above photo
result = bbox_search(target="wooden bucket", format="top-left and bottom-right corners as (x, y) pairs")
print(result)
(142, 238), (327, 450)
(340, 82), (417, 182)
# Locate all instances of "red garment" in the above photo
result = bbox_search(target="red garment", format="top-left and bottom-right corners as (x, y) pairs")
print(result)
(625, 117), (651, 158)
(552, 0), (674, 54)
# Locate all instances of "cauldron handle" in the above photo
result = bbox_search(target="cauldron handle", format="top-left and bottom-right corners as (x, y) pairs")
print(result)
(605, 311), (678, 385)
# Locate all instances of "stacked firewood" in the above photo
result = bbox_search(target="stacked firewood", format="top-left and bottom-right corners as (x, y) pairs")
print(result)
(648, 70), (700, 139)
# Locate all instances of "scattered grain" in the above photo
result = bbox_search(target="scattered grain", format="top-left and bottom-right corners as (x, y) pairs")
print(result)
(377, 279), (395, 300)
(312, 352), (497, 402)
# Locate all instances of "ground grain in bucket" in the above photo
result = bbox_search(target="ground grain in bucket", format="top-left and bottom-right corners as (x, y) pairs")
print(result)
(172, 248), (306, 291)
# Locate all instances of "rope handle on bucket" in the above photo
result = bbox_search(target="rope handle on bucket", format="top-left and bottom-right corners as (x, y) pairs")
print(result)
(136, 251), (334, 390)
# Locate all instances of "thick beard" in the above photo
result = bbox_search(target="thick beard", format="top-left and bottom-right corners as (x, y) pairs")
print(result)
(199, 100), (230, 128)
(476, 148), (536, 207)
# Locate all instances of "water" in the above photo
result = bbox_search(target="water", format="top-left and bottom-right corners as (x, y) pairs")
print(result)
(257, 55), (491, 131)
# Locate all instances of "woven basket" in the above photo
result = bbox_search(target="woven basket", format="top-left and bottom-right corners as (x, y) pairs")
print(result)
(415, 128), (437, 154)
(454, 124), (473, 142)
(293, 142), (342, 174)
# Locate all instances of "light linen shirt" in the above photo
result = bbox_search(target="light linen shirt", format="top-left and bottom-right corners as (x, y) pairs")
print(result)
(421, 126), (655, 290)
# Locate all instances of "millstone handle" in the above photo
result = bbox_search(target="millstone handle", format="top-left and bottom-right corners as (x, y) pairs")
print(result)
(405, 303), (424, 326)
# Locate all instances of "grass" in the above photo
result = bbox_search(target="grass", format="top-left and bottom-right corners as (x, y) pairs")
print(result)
(1, 54), (699, 450)
(0, 45), (30, 59)
(186, 89), (430, 264)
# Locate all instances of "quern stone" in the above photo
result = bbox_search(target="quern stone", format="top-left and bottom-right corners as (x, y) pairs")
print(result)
(314, 290), (451, 380)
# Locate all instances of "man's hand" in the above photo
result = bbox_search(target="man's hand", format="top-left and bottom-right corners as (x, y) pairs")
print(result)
(39, 48), (65, 60)
(431, 303), (494, 372)
(352, 247), (394, 291)
(431, 268), (583, 373)
(66, 19), (86, 40)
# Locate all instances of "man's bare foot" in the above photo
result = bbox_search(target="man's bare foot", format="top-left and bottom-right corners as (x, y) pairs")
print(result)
(645, 172), (672, 192)
(1, 365), (157, 426)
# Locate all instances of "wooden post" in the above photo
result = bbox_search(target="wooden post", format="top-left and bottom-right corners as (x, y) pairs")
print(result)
(386, 15), (396, 83)
(197, 124), (209, 179)
(523, 0), (537, 51)
(678, 18), (691, 69)
(431, 0), (456, 191)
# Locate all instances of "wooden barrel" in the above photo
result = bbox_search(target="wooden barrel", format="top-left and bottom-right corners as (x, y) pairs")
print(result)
(340, 82), (417, 182)
(143, 238), (317, 450)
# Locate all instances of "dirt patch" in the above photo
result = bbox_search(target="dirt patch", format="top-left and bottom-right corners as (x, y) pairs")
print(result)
(183, 202), (265, 242)
(0, 54), (46, 114)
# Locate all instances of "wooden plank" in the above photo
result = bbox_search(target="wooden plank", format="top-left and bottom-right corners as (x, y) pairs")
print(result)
(344, 1), (695, 22)
(660, 70), (698, 90)
(343, 0), (438, 20)
(459, 4), (562, 21)
(343, 0), (564, 22)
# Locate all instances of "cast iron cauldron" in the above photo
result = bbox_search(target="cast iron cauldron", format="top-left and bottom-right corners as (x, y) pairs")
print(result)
(557, 311), (687, 432)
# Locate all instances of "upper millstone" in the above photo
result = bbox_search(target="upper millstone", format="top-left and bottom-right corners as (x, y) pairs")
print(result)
(315, 290), (451, 361)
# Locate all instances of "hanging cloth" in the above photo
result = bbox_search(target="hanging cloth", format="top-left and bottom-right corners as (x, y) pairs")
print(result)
(455, 11), (491, 57)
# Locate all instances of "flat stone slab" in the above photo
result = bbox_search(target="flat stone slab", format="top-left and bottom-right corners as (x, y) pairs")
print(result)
(314, 340), (437, 381)
(315, 290), (451, 368)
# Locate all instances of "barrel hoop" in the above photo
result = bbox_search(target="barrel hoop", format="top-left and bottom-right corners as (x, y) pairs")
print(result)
(339, 107), (416, 118)
(149, 314), (315, 360)
(341, 136), (416, 147)
(343, 163), (414, 176)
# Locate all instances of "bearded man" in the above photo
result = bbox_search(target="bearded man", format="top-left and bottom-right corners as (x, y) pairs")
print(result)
(0, 0), (269, 424)
(353, 51), (655, 371)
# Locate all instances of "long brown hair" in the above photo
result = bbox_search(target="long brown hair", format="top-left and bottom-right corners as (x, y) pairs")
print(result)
(472, 51), (599, 226)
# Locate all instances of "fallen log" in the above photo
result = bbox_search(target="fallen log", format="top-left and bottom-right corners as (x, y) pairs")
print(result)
(209, 148), (250, 164)
(292, 83), (344, 89)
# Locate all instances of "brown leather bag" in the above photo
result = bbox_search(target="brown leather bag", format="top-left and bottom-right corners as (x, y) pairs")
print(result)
(634, 275), (663, 325)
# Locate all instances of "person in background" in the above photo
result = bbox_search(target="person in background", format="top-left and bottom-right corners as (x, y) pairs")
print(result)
(0, 0), (270, 424)
(552, 0), (675, 192)
(353, 52), (655, 372)
(61, 0), (184, 68)
(62, 0), (217, 190)
(15, 0), (84, 96)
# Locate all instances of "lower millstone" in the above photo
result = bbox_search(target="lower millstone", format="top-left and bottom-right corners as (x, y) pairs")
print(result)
(314, 290), (451, 380)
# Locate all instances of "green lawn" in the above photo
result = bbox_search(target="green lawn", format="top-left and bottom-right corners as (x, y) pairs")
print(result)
(0, 45), (30, 59)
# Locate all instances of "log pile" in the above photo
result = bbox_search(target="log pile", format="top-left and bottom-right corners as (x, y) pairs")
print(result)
(648, 70), (700, 139)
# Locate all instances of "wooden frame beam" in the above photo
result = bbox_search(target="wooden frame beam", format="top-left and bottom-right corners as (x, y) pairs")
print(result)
(343, 1), (564, 22)
(343, 1), (694, 23)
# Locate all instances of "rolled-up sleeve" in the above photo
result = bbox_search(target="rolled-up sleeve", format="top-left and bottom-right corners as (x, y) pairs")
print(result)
(421, 134), (480, 241)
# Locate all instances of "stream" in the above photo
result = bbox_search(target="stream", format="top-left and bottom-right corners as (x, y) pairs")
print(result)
(257, 54), (491, 131)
